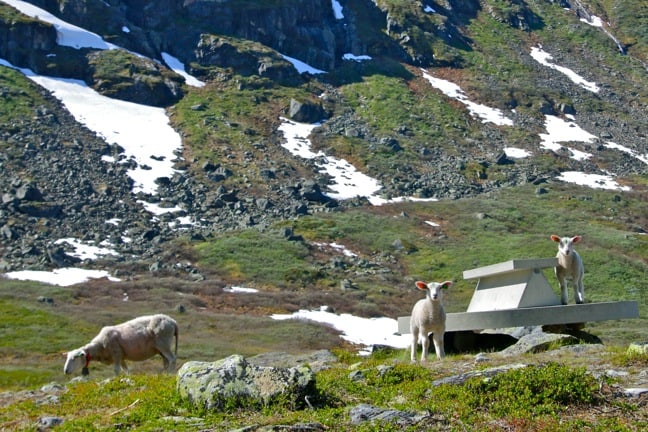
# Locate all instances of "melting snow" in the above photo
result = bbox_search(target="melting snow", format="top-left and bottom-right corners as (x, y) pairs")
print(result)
(281, 54), (327, 75)
(580, 15), (604, 28)
(421, 69), (514, 126)
(504, 147), (532, 158)
(331, 0), (344, 19)
(557, 172), (630, 191)
(224, 286), (259, 293)
(161, 52), (205, 87)
(272, 309), (410, 355)
(530, 46), (600, 93)
(278, 118), (384, 203)
(539, 115), (595, 161)
(343, 53), (372, 62)
(4, 268), (121, 286)
(54, 238), (119, 260)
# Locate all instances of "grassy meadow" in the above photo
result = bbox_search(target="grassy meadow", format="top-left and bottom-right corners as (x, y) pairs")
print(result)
(1, 181), (646, 430)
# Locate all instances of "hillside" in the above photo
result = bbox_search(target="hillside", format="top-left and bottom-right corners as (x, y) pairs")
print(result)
(0, 0), (646, 274)
(0, 0), (646, 342)
(0, 0), (647, 430)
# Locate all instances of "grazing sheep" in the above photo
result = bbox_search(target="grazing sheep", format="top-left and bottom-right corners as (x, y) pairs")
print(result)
(410, 280), (453, 362)
(64, 314), (178, 376)
(551, 235), (585, 305)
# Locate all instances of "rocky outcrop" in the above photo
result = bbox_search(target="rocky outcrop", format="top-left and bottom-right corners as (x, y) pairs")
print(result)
(0, 4), (57, 69)
(24, 0), (350, 71)
(177, 354), (316, 410)
(194, 35), (302, 86)
(86, 50), (184, 106)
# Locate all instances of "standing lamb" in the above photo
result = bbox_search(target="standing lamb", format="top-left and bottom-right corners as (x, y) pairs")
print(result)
(551, 235), (585, 305)
(410, 280), (453, 362)
(64, 314), (178, 376)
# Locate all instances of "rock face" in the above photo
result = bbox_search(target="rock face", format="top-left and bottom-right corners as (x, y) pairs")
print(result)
(177, 354), (316, 410)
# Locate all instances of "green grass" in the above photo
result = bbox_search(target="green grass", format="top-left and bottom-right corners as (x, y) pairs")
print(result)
(1, 356), (644, 431)
(0, 67), (50, 127)
(195, 229), (318, 289)
(193, 182), (647, 333)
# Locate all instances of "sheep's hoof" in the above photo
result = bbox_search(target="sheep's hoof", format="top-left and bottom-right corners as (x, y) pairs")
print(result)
(81, 367), (89, 376)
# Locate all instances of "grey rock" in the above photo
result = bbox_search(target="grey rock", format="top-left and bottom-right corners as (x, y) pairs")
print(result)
(628, 342), (648, 355)
(622, 388), (648, 398)
(177, 354), (315, 410)
(432, 364), (527, 387)
(230, 423), (326, 431)
(499, 332), (578, 356)
(288, 99), (326, 123)
(37, 416), (63, 430)
(349, 403), (428, 426)
(247, 350), (337, 373)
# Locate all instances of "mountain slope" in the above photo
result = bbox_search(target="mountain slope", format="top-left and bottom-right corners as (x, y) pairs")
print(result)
(0, 0), (646, 280)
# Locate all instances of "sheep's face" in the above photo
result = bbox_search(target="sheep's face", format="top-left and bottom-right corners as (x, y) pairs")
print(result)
(551, 235), (582, 256)
(415, 280), (453, 302)
(63, 349), (86, 374)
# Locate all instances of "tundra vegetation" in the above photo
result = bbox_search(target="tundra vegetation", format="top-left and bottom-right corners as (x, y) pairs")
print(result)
(0, 0), (647, 430)
(1, 185), (647, 430)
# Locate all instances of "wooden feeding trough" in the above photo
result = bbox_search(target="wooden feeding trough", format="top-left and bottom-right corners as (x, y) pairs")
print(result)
(398, 258), (639, 338)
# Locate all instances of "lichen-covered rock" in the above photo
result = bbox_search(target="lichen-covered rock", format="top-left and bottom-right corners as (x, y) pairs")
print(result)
(177, 354), (315, 410)
(499, 332), (578, 356)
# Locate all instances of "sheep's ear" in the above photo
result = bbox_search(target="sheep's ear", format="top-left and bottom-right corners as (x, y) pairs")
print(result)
(440, 281), (453, 290)
(415, 281), (428, 290)
(572, 235), (582, 243)
(551, 235), (560, 242)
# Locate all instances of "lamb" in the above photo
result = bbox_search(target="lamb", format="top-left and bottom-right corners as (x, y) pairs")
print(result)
(64, 314), (178, 376)
(410, 280), (453, 362)
(551, 235), (585, 305)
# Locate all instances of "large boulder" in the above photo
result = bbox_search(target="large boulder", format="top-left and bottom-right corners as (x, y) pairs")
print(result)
(288, 99), (326, 123)
(177, 354), (316, 410)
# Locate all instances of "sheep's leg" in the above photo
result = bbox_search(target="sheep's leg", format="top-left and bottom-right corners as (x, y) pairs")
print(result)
(575, 276), (585, 304)
(558, 277), (568, 305)
(420, 333), (430, 362)
(432, 332), (445, 359)
(158, 348), (176, 373)
(410, 329), (419, 362)
(111, 351), (124, 375)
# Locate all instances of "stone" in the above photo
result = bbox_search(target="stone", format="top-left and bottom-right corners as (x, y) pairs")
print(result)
(288, 99), (325, 123)
(432, 364), (527, 387)
(177, 354), (315, 410)
(349, 404), (428, 426)
(499, 332), (577, 356)
(38, 416), (64, 429)
(627, 342), (648, 356)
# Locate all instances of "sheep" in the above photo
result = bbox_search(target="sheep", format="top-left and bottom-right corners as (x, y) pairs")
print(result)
(551, 235), (585, 305)
(64, 314), (178, 376)
(410, 280), (453, 362)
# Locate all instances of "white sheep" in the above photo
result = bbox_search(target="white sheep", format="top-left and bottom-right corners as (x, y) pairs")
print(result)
(410, 280), (453, 362)
(551, 235), (585, 305)
(64, 314), (178, 376)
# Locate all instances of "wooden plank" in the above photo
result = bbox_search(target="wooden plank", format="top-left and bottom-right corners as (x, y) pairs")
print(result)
(397, 301), (639, 334)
